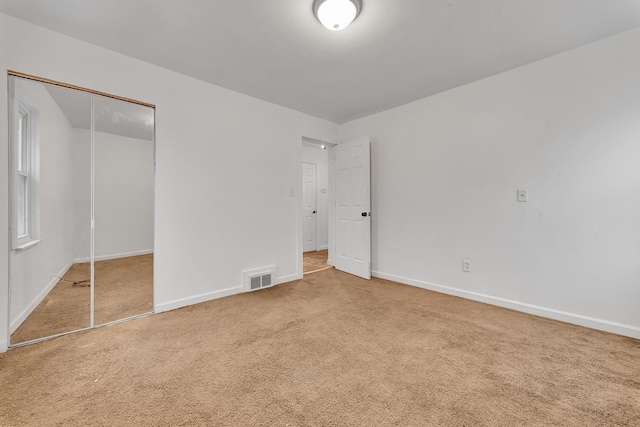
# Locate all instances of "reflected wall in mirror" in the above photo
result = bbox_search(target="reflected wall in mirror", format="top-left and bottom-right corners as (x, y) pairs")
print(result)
(8, 73), (155, 346)
(93, 95), (155, 325)
(9, 77), (91, 344)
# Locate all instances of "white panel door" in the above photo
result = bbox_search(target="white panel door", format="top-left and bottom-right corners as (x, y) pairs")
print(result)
(302, 162), (318, 253)
(335, 137), (371, 279)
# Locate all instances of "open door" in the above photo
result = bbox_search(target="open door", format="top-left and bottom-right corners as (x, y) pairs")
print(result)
(335, 137), (371, 279)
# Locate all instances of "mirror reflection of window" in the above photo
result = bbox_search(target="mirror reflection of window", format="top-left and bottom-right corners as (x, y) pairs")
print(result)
(14, 95), (40, 248)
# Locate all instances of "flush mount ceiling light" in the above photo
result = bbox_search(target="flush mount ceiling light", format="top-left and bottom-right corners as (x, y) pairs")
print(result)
(313, 0), (362, 31)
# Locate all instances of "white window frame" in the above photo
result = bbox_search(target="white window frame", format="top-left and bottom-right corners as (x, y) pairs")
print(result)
(11, 88), (41, 250)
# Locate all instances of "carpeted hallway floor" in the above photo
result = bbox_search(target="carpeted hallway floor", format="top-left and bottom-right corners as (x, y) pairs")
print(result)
(1, 268), (639, 426)
(303, 249), (330, 274)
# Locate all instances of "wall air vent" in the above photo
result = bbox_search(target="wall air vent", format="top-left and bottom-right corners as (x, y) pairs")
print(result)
(243, 266), (277, 292)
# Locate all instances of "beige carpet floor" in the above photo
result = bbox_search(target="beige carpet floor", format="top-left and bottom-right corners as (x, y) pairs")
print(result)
(1, 268), (639, 426)
(303, 249), (330, 274)
(11, 254), (153, 344)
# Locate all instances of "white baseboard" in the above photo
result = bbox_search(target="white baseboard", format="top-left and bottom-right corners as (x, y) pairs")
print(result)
(277, 273), (299, 285)
(372, 270), (640, 340)
(318, 245), (328, 251)
(10, 261), (73, 334)
(74, 249), (153, 263)
(156, 273), (301, 313)
(0, 339), (7, 353)
(155, 285), (243, 313)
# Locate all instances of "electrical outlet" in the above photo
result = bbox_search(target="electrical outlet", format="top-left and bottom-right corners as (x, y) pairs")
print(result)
(517, 189), (528, 202)
(462, 259), (471, 273)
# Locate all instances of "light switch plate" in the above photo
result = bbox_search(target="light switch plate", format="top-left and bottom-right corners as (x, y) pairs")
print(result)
(517, 189), (528, 202)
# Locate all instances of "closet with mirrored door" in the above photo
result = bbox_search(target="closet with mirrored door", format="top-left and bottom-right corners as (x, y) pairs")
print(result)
(8, 72), (155, 346)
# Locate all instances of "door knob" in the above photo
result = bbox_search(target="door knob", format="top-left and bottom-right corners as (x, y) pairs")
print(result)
(361, 212), (367, 217)
(313, 210), (316, 214)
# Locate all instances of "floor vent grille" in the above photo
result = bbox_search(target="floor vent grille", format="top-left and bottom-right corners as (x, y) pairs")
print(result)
(243, 266), (276, 292)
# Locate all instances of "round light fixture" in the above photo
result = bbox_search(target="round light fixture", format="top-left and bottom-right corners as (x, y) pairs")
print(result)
(313, 0), (362, 31)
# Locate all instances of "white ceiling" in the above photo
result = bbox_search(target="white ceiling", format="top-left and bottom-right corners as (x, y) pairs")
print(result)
(2, 0), (640, 124)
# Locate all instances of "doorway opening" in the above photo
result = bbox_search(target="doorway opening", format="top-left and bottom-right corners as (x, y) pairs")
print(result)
(301, 137), (334, 275)
(298, 135), (371, 280)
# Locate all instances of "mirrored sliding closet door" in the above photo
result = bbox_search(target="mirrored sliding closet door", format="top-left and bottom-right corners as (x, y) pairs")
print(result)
(93, 95), (155, 326)
(8, 73), (155, 346)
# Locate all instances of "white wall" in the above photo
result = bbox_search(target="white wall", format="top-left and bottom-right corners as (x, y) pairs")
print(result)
(3, 13), (638, 351)
(0, 13), (339, 350)
(9, 78), (81, 333)
(301, 143), (329, 250)
(341, 27), (640, 338)
(94, 131), (155, 259)
(73, 131), (155, 261)
(71, 128), (91, 260)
